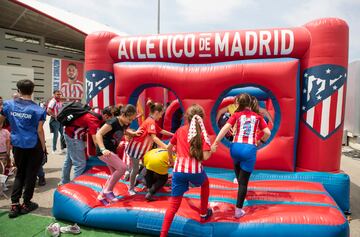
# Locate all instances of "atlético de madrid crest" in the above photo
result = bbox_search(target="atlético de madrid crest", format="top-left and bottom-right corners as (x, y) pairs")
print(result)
(301, 64), (347, 139)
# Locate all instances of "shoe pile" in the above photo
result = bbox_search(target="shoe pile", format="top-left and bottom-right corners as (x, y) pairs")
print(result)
(46, 223), (81, 236)
(45, 223), (60, 237)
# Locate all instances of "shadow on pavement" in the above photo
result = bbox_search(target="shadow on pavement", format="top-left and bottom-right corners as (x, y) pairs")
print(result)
(35, 177), (60, 192)
(350, 181), (360, 219)
(43, 167), (62, 174)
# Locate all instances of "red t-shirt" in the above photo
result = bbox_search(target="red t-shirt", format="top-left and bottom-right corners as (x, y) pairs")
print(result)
(126, 117), (162, 160)
(227, 109), (267, 145)
(170, 124), (210, 174)
(65, 113), (102, 139)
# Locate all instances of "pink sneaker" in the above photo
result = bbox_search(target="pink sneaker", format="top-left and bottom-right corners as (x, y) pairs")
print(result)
(234, 207), (246, 218)
(104, 192), (118, 203)
(97, 193), (109, 205)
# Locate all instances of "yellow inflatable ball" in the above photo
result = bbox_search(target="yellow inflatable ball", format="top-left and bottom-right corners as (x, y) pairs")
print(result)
(144, 148), (176, 175)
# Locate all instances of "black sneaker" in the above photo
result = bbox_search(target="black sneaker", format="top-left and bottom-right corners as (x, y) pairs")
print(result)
(38, 176), (46, 186)
(8, 204), (21, 218)
(20, 201), (39, 214)
(145, 192), (157, 202)
(200, 208), (213, 222)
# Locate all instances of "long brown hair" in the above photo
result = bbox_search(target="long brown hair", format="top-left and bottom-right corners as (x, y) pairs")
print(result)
(235, 93), (252, 112)
(186, 104), (205, 162)
(250, 96), (260, 114)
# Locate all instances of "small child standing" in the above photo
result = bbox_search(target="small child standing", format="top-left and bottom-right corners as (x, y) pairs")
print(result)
(126, 100), (173, 196)
(212, 94), (271, 218)
(0, 119), (11, 174)
(160, 104), (213, 237)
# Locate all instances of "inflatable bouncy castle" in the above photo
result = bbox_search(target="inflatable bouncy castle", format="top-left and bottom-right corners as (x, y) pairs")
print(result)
(53, 18), (350, 236)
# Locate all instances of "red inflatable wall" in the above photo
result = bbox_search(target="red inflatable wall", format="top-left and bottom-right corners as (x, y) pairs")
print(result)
(113, 59), (299, 170)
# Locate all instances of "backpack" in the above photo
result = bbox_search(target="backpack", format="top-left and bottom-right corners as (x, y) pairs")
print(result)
(57, 102), (102, 126)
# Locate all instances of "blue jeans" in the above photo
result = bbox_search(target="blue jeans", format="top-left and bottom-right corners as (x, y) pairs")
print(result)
(49, 118), (65, 151)
(61, 134), (86, 184)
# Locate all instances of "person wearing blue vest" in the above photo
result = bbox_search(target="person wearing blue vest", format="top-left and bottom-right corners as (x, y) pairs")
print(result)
(0, 79), (47, 218)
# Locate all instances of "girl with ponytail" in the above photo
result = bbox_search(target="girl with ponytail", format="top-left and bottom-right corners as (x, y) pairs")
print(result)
(126, 100), (174, 196)
(160, 104), (213, 237)
(212, 94), (271, 218)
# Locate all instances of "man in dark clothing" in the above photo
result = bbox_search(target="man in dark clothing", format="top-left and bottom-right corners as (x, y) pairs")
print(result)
(0, 80), (47, 218)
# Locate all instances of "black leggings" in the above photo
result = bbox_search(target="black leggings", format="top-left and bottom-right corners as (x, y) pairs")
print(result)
(144, 169), (168, 195)
(234, 163), (251, 208)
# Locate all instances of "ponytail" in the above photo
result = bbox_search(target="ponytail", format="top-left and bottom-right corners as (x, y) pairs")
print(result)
(186, 105), (211, 162)
(250, 96), (260, 114)
(235, 93), (252, 112)
(190, 121), (204, 162)
(147, 99), (164, 114)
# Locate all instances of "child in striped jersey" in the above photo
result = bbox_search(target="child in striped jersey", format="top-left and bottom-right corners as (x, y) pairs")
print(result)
(160, 104), (214, 237)
(126, 100), (174, 196)
(212, 94), (271, 218)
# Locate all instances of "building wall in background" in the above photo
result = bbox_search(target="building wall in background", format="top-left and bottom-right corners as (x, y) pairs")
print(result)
(0, 65), (34, 100)
(344, 60), (360, 148)
(0, 28), (84, 102)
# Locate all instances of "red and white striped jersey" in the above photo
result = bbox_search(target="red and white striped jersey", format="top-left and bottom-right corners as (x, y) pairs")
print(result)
(61, 81), (84, 99)
(227, 109), (268, 145)
(47, 97), (62, 117)
(64, 113), (102, 140)
(118, 140), (131, 167)
(126, 117), (162, 160)
(170, 124), (210, 174)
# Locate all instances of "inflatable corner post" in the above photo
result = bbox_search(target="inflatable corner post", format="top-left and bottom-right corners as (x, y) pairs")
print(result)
(54, 18), (350, 237)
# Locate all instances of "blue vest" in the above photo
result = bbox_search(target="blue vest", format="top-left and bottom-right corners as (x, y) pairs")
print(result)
(1, 98), (46, 148)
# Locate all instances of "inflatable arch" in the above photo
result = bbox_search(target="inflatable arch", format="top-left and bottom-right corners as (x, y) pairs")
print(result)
(53, 18), (350, 237)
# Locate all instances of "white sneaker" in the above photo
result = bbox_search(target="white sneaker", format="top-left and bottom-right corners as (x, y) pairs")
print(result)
(234, 207), (246, 218)
(128, 189), (136, 196)
(60, 223), (81, 234)
(51, 151), (56, 155)
(123, 171), (130, 181)
(45, 223), (60, 237)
